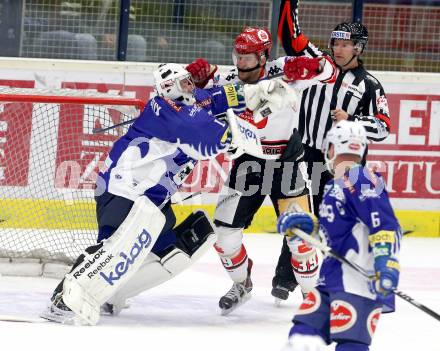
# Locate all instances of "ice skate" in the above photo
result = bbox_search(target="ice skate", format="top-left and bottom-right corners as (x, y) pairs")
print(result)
(100, 299), (129, 316)
(271, 276), (298, 306)
(40, 292), (78, 325)
(219, 259), (253, 315)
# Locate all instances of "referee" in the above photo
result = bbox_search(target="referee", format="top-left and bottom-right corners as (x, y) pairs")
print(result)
(272, 0), (392, 300)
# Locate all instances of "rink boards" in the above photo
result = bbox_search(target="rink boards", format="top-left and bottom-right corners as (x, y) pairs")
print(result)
(0, 198), (438, 237)
(0, 58), (439, 237)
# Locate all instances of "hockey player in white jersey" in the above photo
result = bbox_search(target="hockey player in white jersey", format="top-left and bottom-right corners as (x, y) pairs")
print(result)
(41, 63), (286, 325)
(186, 26), (337, 313)
(278, 120), (401, 351)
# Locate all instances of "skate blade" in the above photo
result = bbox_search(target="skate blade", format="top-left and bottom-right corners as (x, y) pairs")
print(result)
(39, 305), (82, 325)
(40, 310), (75, 325)
(274, 297), (283, 307)
(220, 293), (252, 316)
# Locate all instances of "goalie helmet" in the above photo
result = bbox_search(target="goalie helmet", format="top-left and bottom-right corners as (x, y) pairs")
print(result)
(329, 22), (368, 54)
(322, 120), (367, 173)
(153, 63), (195, 105)
(234, 26), (272, 59)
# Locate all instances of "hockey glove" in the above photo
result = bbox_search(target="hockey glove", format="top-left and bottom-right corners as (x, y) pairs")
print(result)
(243, 79), (298, 121)
(277, 212), (316, 237)
(284, 56), (321, 81)
(374, 256), (400, 297)
(186, 58), (217, 88)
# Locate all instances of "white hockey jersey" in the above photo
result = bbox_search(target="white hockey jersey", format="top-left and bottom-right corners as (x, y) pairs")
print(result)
(210, 56), (336, 157)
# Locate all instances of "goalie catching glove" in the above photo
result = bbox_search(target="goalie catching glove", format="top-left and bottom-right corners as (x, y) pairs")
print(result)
(243, 78), (298, 122)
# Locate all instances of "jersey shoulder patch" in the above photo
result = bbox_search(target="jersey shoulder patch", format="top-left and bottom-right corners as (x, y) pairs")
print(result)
(219, 68), (240, 84)
(265, 58), (284, 78)
(163, 97), (183, 112)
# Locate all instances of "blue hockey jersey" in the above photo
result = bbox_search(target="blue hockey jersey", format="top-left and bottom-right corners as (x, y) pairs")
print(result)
(97, 87), (235, 207)
(317, 165), (401, 309)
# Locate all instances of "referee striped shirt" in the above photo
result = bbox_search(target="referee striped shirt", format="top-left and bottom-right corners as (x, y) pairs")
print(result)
(279, 0), (391, 151)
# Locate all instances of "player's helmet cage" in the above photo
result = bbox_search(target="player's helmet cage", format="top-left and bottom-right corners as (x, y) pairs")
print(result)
(153, 63), (195, 105)
(323, 120), (368, 173)
(329, 22), (369, 54)
(233, 26), (273, 62)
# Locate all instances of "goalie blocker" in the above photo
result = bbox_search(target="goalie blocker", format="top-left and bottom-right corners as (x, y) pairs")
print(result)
(42, 196), (216, 325)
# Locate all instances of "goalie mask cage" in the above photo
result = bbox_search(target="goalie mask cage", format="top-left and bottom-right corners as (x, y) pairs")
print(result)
(0, 87), (145, 277)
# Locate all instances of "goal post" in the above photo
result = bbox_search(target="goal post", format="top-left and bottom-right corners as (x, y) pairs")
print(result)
(0, 87), (145, 277)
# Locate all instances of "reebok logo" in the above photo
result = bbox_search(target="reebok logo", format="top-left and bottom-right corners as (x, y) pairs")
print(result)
(73, 248), (108, 279)
(100, 229), (152, 286)
(86, 254), (114, 279)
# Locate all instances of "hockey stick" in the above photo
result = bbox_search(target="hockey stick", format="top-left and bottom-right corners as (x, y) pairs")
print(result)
(92, 72), (286, 134)
(0, 314), (49, 323)
(289, 228), (440, 322)
(171, 190), (202, 205)
(93, 119), (138, 134)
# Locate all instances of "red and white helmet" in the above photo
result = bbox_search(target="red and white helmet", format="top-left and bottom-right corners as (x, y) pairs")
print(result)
(323, 120), (367, 173)
(234, 26), (272, 59)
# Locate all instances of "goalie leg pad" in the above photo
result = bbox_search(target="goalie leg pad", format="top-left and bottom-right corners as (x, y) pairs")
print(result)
(106, 252), (184, 310)
(107, 210), (217, 307)
(62, 195), (166, 325)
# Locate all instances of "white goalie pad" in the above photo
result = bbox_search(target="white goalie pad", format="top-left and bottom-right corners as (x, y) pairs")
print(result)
(107, 232), (217, 309)
(226, 108), (277, 160)
(62, 196), (166, 325)
(106, 210), (217, 311)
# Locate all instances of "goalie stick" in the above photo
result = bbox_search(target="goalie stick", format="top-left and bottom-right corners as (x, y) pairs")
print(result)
(289, 228), (440, 322)
(0, 314), (50, 323)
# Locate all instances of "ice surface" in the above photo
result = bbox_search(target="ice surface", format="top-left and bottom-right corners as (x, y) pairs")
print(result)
(1, 235), (439, 351)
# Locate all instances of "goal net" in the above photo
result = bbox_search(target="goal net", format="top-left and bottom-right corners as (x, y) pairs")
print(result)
(0, 87), (145, 276)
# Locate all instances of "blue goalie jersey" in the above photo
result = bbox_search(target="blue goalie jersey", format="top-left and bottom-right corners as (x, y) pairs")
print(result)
(97, 87), (234, 207)
(317, 165), (401, 308)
